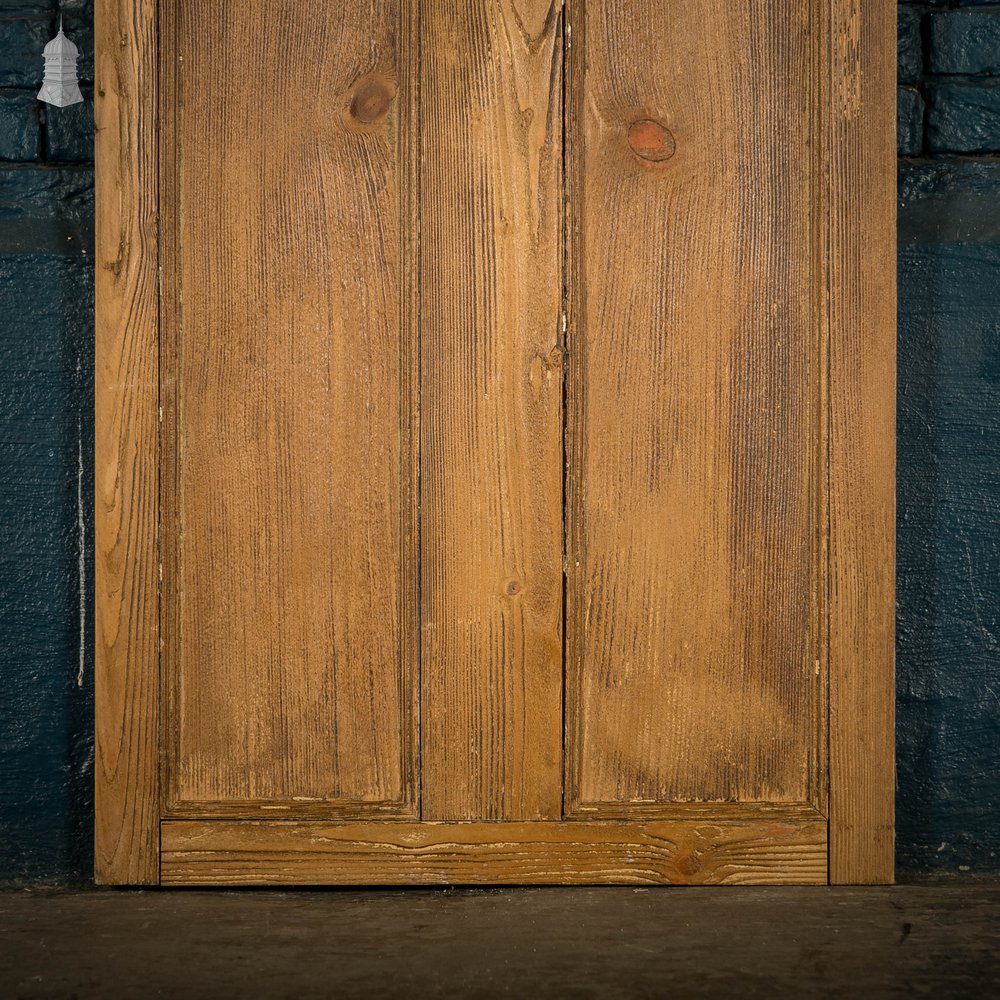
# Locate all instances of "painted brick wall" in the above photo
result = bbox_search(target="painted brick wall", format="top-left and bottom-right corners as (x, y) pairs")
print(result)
(897, 0), (1000, 876)
(1, 2), (998, 883)
(0, 0), (94, 883)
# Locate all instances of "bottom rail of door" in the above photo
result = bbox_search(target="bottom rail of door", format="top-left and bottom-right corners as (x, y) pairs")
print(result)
(160, 818), (828, 886)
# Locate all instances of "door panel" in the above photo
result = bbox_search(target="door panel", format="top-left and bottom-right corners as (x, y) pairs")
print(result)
(565, 0), (823, 813)
(419, 0), (565, 819)
(162, 0), (417, 813)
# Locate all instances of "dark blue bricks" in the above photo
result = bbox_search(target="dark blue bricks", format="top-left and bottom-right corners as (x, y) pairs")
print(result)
(927, 79), (1000, 152)
(899, 85), (925, 155)
(899, 5), (924, 84)
(43, 97), (93, 163)
(929, 10), (1000, 75)
(0, 15), (52, 88)
(0, 91), (39, 161)
(896, 1), (1000, 877)
(0, 0), (96, 885)
(900, 2), (1000, 157)
(897, 158), (1000, 875)
(0, 3), (92, 164)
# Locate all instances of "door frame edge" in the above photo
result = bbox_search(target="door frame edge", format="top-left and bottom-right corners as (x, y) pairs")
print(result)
(825, 0), (897, 886)
(93, 0), (162, 885)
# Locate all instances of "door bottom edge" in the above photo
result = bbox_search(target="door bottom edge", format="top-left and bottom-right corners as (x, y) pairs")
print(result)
(159, 817), (828, 886)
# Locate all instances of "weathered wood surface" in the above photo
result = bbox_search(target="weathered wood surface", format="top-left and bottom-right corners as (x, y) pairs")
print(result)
(565, 0), (824, 813)
(419, 0), (565, 820)
(160, 819), (827, 885)
(161, 0), (417, 813)
(93, 0), (160, 884)
(826, 0), (896, 884)
(96, 0), (896, 885)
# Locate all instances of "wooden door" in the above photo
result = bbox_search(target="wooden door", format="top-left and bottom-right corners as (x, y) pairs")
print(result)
(95, 0), (895, 885)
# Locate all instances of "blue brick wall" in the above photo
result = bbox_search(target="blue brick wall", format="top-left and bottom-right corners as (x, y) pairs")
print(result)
(0, 3), (998, 883)
(0, 0), (94, 884)
(897, 1), (1000, 877)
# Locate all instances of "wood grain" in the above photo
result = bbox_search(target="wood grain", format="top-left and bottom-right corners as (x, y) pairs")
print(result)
(565, 1), (824, 812)
(161, 819), (827, 885)
(98, 0), (895, 885)
(826, 0), (896, 884)
(420, 0), (565, 819)
(93, 0), (160, 885)
(160, 1), (417, 814)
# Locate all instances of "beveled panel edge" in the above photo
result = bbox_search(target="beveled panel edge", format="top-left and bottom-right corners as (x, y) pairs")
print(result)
(162, 798), (419, 821)
(564, 801), (825, 821)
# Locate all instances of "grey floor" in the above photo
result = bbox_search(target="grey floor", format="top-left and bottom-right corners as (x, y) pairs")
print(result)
(2, 885), (998, 998)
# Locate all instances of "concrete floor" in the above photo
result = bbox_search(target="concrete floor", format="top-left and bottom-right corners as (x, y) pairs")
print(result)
(1, 886), (998, 998)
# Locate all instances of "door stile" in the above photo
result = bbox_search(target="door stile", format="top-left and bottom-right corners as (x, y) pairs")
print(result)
(419, 0), (566, 820)
(826, 0), (896, 885)
(94, 0), (161, 885)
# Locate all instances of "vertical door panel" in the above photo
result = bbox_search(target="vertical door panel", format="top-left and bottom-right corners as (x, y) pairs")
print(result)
(163, 1), (417, 812)
(420, 0), (565, 819)
(566, 1), (823, 811)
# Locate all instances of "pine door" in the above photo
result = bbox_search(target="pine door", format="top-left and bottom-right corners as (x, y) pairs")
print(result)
(95, 0), (895, 885)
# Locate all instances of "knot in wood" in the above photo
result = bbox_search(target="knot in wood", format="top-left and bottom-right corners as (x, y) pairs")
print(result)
(627, 119), (676, 163)
(349, 75), (395, 125)
(674, 849), (702, 878)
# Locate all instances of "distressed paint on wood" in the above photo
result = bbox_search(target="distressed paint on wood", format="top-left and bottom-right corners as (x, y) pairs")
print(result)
(419, 0), (565, 820)
(565, 0), (825, 812)
(160, 0), (417, 813)
(160, 819), (828, 885)
(826, 0), (896, 885)
(93, 0), (160, 885)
